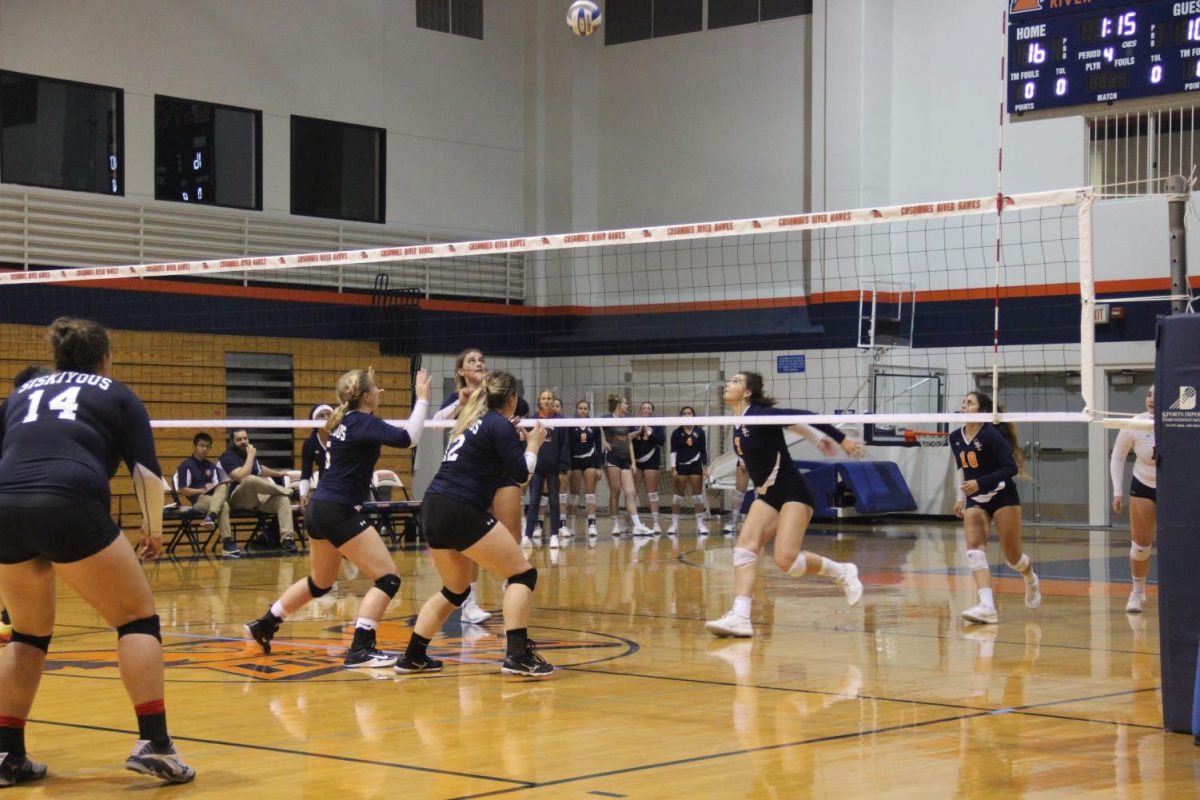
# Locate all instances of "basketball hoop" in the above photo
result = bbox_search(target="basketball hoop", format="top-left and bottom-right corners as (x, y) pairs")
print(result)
(904, 430), (950, 447)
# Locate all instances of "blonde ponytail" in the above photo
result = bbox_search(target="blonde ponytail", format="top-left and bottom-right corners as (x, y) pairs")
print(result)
(450, 371), (519, 439)
(327, 369), (371, 432)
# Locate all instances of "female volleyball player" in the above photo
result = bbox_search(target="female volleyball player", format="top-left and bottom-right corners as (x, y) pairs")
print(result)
(0, 317), (194, 785)
(525, 389), (569, 549)
(567, 399), (604, 537)
(706, 372), (865, 638)
(398, 371), (553, 677)
(632, 401), (666, 532)
(1110, 384), (1156, 613)
(669, 406), (709, 534)
(602, 393), (651, 536)
(298, 403), (333, 510)
(433, 347), (530, 623)
(245, 366), (430, 667)
(953, 391), (1040, 625)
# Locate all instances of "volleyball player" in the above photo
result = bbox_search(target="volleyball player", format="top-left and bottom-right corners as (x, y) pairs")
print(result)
(245, 367), (430, 667)
(397, 371), (553, 677)
(602, 393), (651, 536)
(953, 391), (1040, 625)
(706, 372), (865, 638)
(552, 397), (570, 537)
(0, 318), (194, 784)
(433, 348), (529, 623)
(524, 390), (569, 549)
(1110, 385), (1156, 614)
(567, 399), (603, 537)
(632, 401), (666, 533)
(668, 406), (709, 534)
(297, 403), (333, 510)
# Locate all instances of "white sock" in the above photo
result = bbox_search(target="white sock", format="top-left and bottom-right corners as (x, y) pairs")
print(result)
(671, 514), (680, 525)
(1132, 578), (1146, 594)
(466, 583), (479, 604)
(355, 617), (376, 631)
(732, 595), (752, 618)
(696, 513), (705, 524)
(978, 587), (995, 608)
(631, 514), (644, 527)
(270, 600), (287, 619)
(817, 557), (846, 579)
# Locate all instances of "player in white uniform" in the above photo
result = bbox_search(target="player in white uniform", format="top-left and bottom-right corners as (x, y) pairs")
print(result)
(1110, 385), (1157, 614)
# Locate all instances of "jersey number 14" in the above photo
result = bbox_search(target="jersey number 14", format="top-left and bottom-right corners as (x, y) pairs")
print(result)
(21, 387), (81, 423)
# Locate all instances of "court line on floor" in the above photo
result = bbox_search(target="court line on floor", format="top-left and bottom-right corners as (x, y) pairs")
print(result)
(27, 717), (536, 788)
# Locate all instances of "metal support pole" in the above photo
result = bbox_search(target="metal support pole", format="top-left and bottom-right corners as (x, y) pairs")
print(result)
(1166, 175), (1189, 315)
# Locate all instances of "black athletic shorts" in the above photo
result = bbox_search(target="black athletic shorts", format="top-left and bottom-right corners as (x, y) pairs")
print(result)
(303, 499), (371, 548)
(0, 493), (121, 564)
(754, 469), (815, 512)
(965, 484), (1021, 516)
(605, 449), (632, 470)
(422, 493), (497, 551)
(675, 461), (704, 477)
(1129, 476), (1156, 503)
(635, 451), (662, 471)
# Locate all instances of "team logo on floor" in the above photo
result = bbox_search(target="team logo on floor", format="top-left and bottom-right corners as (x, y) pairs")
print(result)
(41, 617), (634, 682)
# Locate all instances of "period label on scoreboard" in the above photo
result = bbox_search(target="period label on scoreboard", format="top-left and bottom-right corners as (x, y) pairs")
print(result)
(1008, 0), (1200, 114)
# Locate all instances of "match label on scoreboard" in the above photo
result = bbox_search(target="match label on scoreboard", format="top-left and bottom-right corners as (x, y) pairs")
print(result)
(776, 355), (806, 374)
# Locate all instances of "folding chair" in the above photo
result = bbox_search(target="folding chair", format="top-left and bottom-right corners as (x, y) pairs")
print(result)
(164, 476), (214, 555)
(362, 469), (422, 547)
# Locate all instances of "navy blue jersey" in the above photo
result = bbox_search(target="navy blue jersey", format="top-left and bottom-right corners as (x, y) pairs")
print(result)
(427, 411), (530, 510)
(176, 456), (218, 498)
(671, 426), (708, 468)
(567, 422), (603, 467)
(532, 413), (571, 474)
(439, 391), (529, 417)
(300, 431), (331, 482)
(632, 424), (665, 466)
(219, 447), (262, 479)
(312, 411), (413, 506)
(950, 423), (1018, 502)
(732, 406), (844, 490)
(0, 371), (160, 507)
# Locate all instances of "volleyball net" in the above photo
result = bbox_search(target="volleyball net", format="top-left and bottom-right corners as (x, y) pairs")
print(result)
(0, 186), (1096, 516)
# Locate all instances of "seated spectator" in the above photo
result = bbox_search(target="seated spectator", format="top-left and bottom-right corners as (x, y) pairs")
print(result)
(219, 428), (297, 552)
(175, 432), (240, 557)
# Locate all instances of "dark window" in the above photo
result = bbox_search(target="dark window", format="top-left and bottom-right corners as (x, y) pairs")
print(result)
(0, 70), (123, 195)
(761, 0), (811, 22)
(290, 116), (385, 224)
(606, 0), (653, 44)
(709, 0), (759, 30)
(417, 0), (482, 39)
(654, 0), (703, 38)
(155, 96), (261, 210)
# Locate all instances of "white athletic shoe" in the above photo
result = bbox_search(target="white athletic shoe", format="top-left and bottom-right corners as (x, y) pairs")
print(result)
(462, 599), (493, 624)
(532, 526), (543, 542)
(651, 522), (662, 534)
(722, 522), (736, 536)
(631, 523), (654, 537)
(962, 603), (999, 625)
(666, 523), (680, 535)
(549, 534), (560, 549)
(1024, 575), (1042, 609)
(520, 535), (533, 548)
(705, 611), (753, 638)
(1125, 590), (1146, 614)
(587, 523), (599, 537)
(559, 526), (572, 539)
(611, 520), (625, 536)
(696, 521), (710, 535)
(834, 562), (863, 607)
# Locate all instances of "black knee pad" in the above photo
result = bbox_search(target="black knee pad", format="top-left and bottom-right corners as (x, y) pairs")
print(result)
(307, 576), (333, 598)
(507, 567), (538, 592)
(116, 615), (161, 642)
(440, 586), (470, 607)
(11, 630), (51, 652)
(373, 574), (401, 599)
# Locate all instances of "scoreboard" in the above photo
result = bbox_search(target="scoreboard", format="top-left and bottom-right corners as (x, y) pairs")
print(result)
(1007, 0), (1200, 114)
